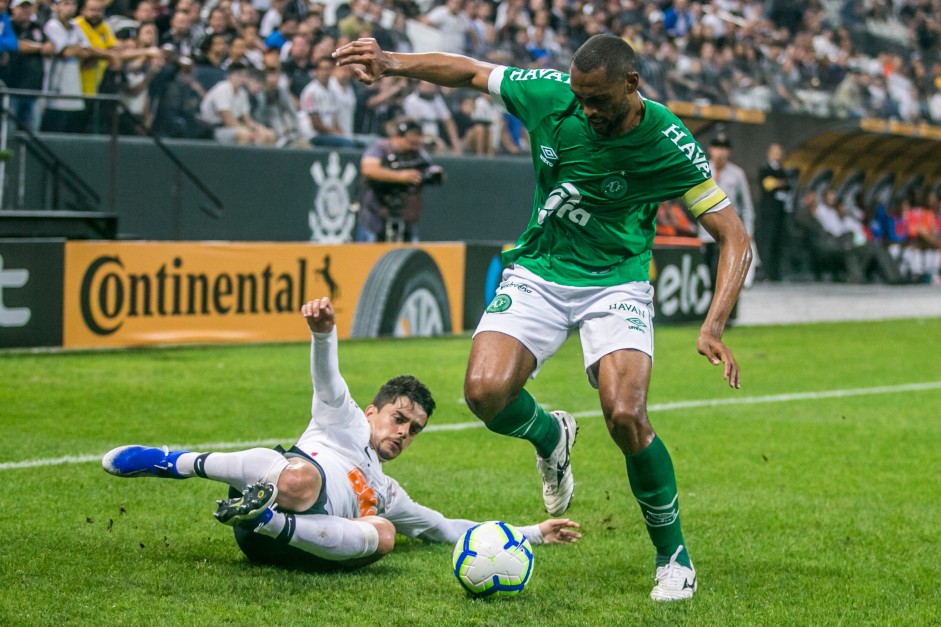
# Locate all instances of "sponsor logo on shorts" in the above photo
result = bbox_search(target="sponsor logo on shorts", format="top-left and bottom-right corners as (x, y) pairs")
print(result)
(486, 294), (512, 313)
(625, 317), (648, 332)
(499, 281), (532, 294)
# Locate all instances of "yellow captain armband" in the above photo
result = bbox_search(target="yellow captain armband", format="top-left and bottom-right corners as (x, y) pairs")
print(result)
(682, 178), (730, 218)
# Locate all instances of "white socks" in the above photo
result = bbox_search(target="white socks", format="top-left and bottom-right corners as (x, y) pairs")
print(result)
(255, 513), (380, 561)
(175, 448), (288, 492)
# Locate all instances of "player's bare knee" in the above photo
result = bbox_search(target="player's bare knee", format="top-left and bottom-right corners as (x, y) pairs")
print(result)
(463, 377), (513, 421)
(604, 401), (652, 453)
(275, 461), (320, 511)
(373, 517), (396, 556)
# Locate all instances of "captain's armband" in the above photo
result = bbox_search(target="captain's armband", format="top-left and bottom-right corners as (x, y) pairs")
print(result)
(683, 178), (730, 219)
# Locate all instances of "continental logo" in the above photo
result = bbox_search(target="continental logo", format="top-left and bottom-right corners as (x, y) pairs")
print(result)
(79, 255), (311, 336)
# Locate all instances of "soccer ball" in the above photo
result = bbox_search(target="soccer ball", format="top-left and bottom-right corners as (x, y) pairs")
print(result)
(452, 521), (534, 598)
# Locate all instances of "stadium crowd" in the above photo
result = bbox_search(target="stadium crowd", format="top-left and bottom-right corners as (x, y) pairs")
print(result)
(1, 0), (940, 149)
(2, 0), (939, 283)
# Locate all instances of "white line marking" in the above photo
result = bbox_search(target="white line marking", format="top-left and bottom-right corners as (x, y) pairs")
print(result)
(3, 381), (940, 471)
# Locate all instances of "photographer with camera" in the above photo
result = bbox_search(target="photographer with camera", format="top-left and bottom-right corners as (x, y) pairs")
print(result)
(356, 116), (444, 243)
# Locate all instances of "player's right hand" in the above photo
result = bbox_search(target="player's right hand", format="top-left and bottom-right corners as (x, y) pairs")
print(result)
(303, 298), (335, 334)
(333, 38), (391, 85)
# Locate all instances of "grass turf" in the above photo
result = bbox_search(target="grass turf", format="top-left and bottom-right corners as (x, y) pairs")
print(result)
(1, 318), (940, 625)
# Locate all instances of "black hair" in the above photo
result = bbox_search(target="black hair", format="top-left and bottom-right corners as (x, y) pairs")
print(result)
(372, 375), (436, 419)
(393, 116), (422, 136)
(572, 33), (637, 77)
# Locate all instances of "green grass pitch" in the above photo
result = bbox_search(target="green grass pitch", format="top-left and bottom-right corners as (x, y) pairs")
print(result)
(2, 318), (940, 625)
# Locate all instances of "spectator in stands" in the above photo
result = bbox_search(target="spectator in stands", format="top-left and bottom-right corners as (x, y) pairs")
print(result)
(199, 63), (275, 144)
(160, 7), (197, 58)
(329, 61), (358, 138)
(240, 24), (265, 69)
(698, 133), (755, 313)
(2, 0), (54, 131)
(299, 55), (352, 146)
(41, 0), (89, 134)
(0, 0), (21, 63)
(662, 0), (694, 38)
(902, 190), (941, 284)
(118, 22), (164, 134)
(832, 69), (870, 118)
(421, 0), (471, 55)
(281, 34), (312, 97)
(149, 51), (209, 138)
(253, 65), (303, 147)
(813, 188), (901, 283)
(869, 195), (912, 280)
(338, 0), (372, 41)
(74, 0), (118, 99)
(359, 75), (407, 135)
(755, 143), (792, 282)
(402, 80), (462, 154)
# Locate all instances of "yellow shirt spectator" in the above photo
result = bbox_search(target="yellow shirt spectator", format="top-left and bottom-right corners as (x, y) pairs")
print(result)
(74, 13), (115, 95)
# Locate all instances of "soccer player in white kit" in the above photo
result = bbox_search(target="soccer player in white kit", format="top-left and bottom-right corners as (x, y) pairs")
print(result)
(103, 298), (581, 571)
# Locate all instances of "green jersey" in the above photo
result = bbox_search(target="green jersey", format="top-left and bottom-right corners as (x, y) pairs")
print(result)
(489, 66), (730, 286)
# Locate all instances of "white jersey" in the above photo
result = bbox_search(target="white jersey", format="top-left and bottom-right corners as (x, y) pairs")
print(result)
(293, 330), (499, 542)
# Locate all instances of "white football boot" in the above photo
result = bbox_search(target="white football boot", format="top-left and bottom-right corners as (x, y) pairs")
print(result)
(650, 545), (698, 602)
(536, 410), (577, 516)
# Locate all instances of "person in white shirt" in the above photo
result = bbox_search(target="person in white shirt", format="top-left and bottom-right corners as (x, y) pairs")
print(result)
(199, 63), (275, 144)
(329, 62), (358, 137)
(421, 0), (471, 55)
(300, 55), (356, 146)
(697, 133), (756, 308)
(41, 0), (90, 133)
(402, 80), (462, 153)
(103, 298), (581, 571)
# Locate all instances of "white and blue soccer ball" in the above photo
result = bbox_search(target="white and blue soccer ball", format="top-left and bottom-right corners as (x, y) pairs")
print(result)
(452, 521), (534, 598)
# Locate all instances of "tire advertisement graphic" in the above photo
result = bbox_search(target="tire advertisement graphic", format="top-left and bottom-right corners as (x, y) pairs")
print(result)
(351, 249), (452, 338)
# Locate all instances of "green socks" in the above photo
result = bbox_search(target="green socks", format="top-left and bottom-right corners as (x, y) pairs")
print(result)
(625, 435), (692, 568)
(485, 389), (561, 459)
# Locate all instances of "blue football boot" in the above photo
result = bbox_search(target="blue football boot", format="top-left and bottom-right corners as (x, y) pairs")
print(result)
(102, 445), (188, 479)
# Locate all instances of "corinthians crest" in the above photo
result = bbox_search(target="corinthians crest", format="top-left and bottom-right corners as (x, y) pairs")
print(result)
(309, 152), (358, 243)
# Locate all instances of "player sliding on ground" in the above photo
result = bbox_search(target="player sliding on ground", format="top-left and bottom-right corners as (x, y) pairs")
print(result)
(102, 298), (580, 571)
(333, 34), (751, 600)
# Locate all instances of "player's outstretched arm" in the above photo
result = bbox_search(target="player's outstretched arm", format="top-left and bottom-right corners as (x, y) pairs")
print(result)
(333, 38), (495, 93)
(697, 206), (752, 389)
(303, 298), (348, 407)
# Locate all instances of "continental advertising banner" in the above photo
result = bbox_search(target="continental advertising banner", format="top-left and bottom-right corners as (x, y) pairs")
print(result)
(63, 242), (465, 349)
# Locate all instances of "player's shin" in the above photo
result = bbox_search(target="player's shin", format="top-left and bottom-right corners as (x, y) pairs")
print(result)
(485, 389), (561, 458)
(176, 448), (288, 491)
(625, 436), (692, 568)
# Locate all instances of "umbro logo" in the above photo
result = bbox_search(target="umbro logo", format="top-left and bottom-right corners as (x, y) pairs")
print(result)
(539, 145), (558, 166)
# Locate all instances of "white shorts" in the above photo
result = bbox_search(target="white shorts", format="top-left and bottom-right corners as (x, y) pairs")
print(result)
(474, 265), (655, 387)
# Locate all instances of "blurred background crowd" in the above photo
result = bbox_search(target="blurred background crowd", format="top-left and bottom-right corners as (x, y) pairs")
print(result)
(1, 0), (939, 284)
(1, 0), (940, 151)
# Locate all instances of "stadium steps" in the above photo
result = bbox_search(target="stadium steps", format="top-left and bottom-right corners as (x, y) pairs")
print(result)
(0, 209), (118, 239)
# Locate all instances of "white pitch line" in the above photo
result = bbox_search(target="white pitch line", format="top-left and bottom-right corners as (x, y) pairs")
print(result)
(3, 381), (940, 472)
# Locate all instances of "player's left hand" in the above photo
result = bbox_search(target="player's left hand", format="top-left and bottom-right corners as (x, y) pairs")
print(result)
(697, 332), (741, 389)
(302, 298), (335, 334)
(538, 518), (581, 544)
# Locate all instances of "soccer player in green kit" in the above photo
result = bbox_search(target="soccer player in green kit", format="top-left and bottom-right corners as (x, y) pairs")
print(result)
(334, 33), (752, 601)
